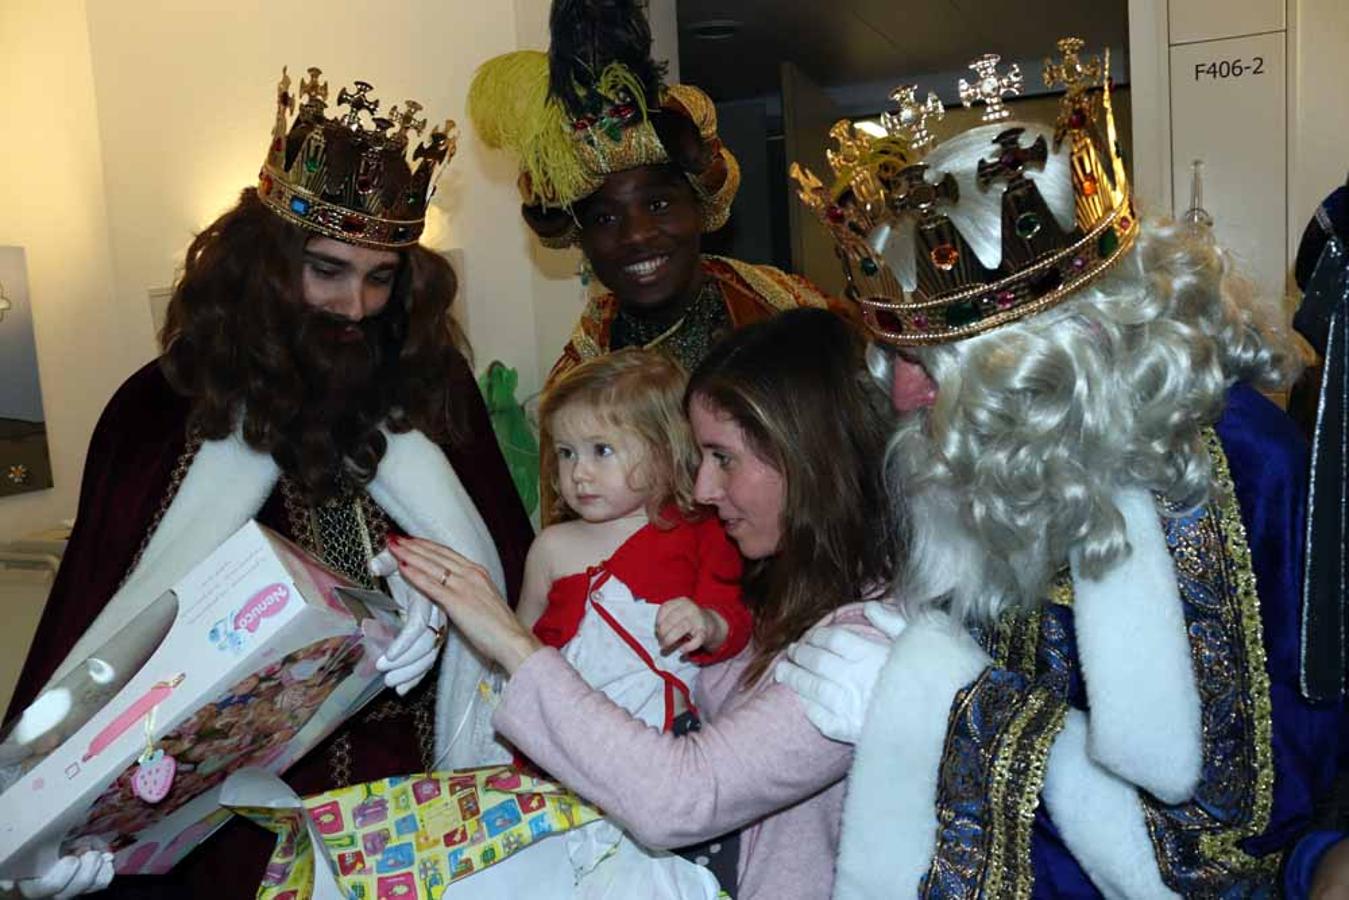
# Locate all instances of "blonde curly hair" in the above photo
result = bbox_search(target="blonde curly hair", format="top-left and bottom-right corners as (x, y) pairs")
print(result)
(540, 348), (700, 525)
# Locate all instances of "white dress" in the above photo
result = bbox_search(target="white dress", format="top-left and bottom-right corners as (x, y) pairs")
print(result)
(439, 570), (721, 900)
(557, 572), (721, 899)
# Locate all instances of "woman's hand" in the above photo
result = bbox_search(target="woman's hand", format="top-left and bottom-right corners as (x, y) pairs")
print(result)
(386, 537), (542, 675)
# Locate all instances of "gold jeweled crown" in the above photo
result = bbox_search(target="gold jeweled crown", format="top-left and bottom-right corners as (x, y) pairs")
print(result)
(257, 67), (457, 249)
(791, 38), (1137, 346)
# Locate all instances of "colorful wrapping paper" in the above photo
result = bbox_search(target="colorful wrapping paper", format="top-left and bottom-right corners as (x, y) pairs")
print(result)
(230, 765), (601, 899)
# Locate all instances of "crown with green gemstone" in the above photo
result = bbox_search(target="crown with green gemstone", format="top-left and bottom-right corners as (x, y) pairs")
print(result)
(791, 37), (1137, 346)
(257, 67), (457, 249)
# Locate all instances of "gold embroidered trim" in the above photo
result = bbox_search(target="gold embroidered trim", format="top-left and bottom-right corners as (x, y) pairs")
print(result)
(717, 255), (829, 313)
(924, 671), (1067, 900)
(972, 431), (1278, 892)
(1192, 430), (1278, 873)
(570, 298), (610, 364)
(984, 685), (1068, 900)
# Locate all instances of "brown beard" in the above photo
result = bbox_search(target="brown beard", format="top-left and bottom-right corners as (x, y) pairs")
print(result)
(276, 304), (404, 501)
(294, 308), (389, 405)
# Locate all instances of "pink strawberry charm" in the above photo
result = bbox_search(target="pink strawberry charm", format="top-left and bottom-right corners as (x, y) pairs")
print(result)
(131, 749), (177, 804)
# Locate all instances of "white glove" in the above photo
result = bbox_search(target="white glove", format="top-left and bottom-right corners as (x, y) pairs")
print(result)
(0, 850), (115, 899)
(370, 550), (447, 696)
(773, 601), (907, 744)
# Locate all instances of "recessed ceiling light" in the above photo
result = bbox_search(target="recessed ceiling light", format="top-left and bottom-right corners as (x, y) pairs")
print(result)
(688, 19), (741, 40)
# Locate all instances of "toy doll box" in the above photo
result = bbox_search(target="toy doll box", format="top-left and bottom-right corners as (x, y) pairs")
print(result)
(0, 520), (398, 880)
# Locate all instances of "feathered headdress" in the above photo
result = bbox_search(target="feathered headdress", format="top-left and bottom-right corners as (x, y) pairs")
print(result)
(469, 0), (738, 247)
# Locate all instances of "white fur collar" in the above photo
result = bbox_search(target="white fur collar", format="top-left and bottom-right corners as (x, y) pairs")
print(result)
(1041, 709), (1179, 899)
(364, 428), (509, 768)
(834, 612), (990, 899)
(1070, 488), (1202, 803)
(46, 427), (508, 768)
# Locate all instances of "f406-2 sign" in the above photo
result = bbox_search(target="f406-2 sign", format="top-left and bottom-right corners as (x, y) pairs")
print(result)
(1194, 57), (1266, 80)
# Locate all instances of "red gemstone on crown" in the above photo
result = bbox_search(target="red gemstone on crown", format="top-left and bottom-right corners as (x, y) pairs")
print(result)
(1082, 176), (1098, 197)
(826, 205), (846, 223)
(340, 215), (367, 233)
(259, 173), (274, 195)
(868, 308), (905, 334)
(931, 244), (960, 271)
(996, 290), (1017, 309)
(1068, 109), (1087, 129)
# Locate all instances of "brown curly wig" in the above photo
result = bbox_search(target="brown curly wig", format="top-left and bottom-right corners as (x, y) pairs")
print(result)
(160, 188), (469, 502)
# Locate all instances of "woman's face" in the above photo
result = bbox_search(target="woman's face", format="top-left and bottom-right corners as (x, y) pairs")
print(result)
(689, 394), (785, 560)
(576, 165), (703, 312)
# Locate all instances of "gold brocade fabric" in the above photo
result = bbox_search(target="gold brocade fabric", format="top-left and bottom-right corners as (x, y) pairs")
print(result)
(552, 254), (832, 386)
(1137, 433), (1279, 891)
(931, 431), (1278, 897)
(609, 276), (733, 372)
(920, 671), (1067, 900)
(280, 477), (439, 787)
(279, 476), (387, 590)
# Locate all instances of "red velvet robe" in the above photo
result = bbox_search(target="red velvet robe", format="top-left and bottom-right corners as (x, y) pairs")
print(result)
(6, 353), (534, 898)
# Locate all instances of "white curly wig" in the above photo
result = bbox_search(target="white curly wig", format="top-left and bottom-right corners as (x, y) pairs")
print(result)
(873, 122), (1297, 626)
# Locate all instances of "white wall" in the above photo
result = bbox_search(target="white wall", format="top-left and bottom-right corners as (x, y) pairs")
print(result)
(1288, 0), (1349, 256)
(0, 0), (132, 543)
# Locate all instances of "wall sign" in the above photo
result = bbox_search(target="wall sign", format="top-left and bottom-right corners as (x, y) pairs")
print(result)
(0, 247), (54, 497)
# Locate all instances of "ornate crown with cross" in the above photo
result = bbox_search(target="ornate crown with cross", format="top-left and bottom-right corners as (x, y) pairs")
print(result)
(791, 38), (1137, 346)
(257, 67), (457, 249)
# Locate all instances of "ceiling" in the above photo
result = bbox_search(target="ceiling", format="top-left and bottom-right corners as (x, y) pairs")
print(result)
(677, 0), (1130, 104)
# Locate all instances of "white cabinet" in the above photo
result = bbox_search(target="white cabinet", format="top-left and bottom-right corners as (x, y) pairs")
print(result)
(1169, 0), (1285, 44)
(1169, 31), (1287, 301)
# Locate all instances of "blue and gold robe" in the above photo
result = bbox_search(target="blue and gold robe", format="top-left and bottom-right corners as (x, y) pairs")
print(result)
(837, 385), (1343, 898)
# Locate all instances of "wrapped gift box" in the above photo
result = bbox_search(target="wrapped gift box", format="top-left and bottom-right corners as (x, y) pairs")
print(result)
(0, 520), (397, 879)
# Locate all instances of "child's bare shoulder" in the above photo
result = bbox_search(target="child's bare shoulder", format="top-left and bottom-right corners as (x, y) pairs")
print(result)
(532, 520), (589, 563)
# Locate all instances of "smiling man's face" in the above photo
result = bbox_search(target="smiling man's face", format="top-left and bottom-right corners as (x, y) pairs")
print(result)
(576, 164), (704, 313)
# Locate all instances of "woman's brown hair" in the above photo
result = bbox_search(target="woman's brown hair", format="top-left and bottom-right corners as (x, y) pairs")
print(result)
(160, 188), (469, 501)
(687, 307), (900, 684)
(540, 348), (699, 524)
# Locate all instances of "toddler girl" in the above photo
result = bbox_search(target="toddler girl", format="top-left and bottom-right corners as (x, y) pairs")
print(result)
(518, 348), (751, 896)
